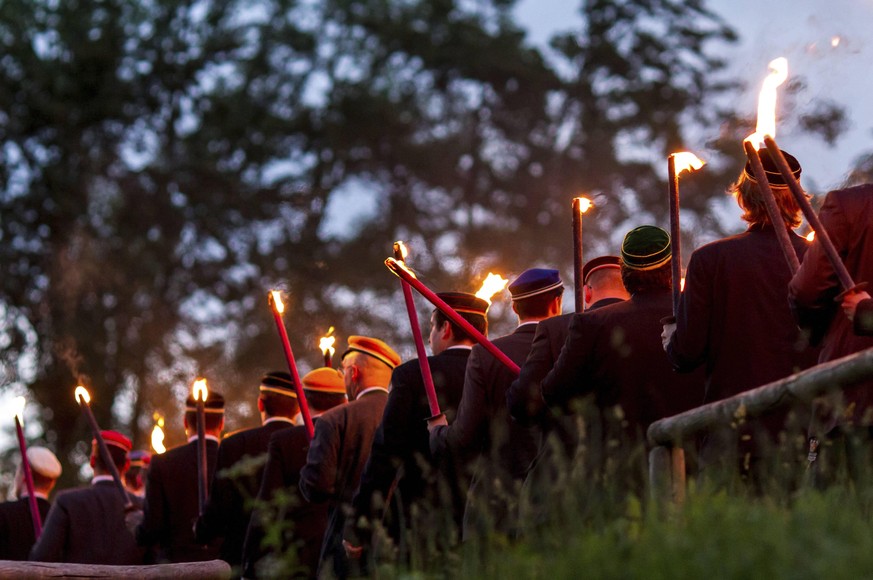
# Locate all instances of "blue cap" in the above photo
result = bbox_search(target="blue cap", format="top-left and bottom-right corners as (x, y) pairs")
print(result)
(508, 268), (564, 301)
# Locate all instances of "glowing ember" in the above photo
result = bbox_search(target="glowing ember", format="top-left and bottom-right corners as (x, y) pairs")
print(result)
(475, 272), (509, 304)
(831, 36), (841, 47)
(74, 386), (91, 404)
(806, 231), (816, 241)
(319, 327), (337, 356)
(151, 415), (166, 454)
(680, 277), (686, 292)
(744, 57), (788, 148)
(12, 396), (25, 423)
(192, 379), (209, 402)
(575, 197), (593, 214)
(270, 290), (285, 314)
(394, 241), (409, 261)
(671, 152), (706, 175)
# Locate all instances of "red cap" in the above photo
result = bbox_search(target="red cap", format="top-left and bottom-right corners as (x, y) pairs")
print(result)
(94, 430), (132, 452)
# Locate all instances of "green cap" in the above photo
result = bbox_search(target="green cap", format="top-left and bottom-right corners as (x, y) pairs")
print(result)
(620, 226), (671, 271)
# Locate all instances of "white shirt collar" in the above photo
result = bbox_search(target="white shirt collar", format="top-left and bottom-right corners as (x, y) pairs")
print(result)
(356, 386), (389, 399)
(19, 491), (49, 500)
(265, 416), (296, 425)
(446, 345), (473, 351)
(188, 434), (220, 444)
(91, 475), (116, 485)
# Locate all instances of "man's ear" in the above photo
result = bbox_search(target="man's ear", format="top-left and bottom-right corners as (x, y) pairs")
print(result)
(440, 320), (453, 340)
(257, 398), (265, 413)
(584, 285), (593, 305)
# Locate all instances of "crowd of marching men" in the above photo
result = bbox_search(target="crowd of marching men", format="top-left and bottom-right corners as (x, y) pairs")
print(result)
(2, 149), (873, 578)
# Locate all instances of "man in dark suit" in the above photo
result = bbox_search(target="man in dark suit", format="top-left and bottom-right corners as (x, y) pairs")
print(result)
(242, 367), (349, 578)
(664, 151), (819, 478)
(137, 391), (225, 563)
(347, 292), (490, 566)
(789, 183), (873, 482)
(508, 256), (628, 428)
(299, 336), (401, 578)
(0, 446), (61, 560)
(196, 372), (300, 568)
(30, 431), (143, 564)
(429, 269), (563, 540)
(542, 227), (702, 488)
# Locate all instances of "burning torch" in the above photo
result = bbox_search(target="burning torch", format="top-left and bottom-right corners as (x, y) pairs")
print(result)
(268, 290), (315, 440)
(319, 327), (336, 368)
(572, 196), (593, 313)
(74, 386), (134, 509)
(667, 152), (705, 317)
(192, 379), (209, 515)
(393, 241), (442, 418)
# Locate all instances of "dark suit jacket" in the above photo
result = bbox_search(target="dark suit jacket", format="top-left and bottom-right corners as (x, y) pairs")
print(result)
(507, 298), (625, 424)
(668, 224), (817, 405)
(430, 324), (540, 538)
(0, 496), (51, 560)
(242, 424), (322, 578)
(790, 185), (873, 426)
(137, 438), (220, 562)
(299, 389), (388, 574)
(198, 419), (293, 566)
(352, 348), (471, 543)
(543, 290), (703, 440)
(29, 481), (142, 564)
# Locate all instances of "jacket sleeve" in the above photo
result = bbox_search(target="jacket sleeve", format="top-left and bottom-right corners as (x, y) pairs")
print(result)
(196, 438), (235, 543)
(29, 498), (68, 562)
(507, 323), (554, 424)
(666, 250), (714, 372)
(541, 313), (597, 411)
(789, 192), (844, 338)
(299, 415), (340, 504)
(136, 459), (166, 548)
(430, 346), (489, 461)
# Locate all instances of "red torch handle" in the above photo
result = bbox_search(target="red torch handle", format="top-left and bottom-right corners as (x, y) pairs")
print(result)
(15, 417), (42, 538)
(763, 136), (860, 295)
(743, 141), (801, 274)
(399, 279), (441, 417)
(385, 258), (520, 375)
(270, 308), (315, 441)
(667, 156), (683, 318)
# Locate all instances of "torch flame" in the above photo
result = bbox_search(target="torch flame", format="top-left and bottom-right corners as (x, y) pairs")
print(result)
(75, 386), (91, 404)
(475, 272), (509, 305)
(319, 327), (337, 357)
(12, 396), (25, 423)
(270, 290), (285, 314)
(806, 231), (816, 242)
(192, 379), (209, 402)
(394, 241), (409, 261)
(671, 152), (706, 176)
(575, 197), (593, 214)
(151, 415), (166, 454)
(745, 57), (788, 148)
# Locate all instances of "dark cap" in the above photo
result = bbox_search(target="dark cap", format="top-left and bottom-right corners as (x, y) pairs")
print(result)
(583, 256), (621, 284)
(129, 450), (151, 467)
(259, 371), (297, 398)
(743, 148), (801, 186)
(342, 336), (402, 369)
(508, 269), (563, 301)
(184, 391), (226, 413)
(436, 292), (489, 317)
(621, 226), (671, 271)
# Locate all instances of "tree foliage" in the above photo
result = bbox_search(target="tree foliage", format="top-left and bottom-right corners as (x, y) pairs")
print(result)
(0, 0), (740, 480)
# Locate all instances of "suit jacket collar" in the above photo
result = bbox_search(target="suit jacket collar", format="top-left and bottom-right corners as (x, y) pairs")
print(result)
(590, 297), (624, 310)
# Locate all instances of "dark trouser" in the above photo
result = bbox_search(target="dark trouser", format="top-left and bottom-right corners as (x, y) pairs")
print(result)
(809, 424), (873, 489)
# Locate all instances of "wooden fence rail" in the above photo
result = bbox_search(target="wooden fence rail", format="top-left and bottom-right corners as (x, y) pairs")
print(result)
(0, 559), (231, 579)
(646, 347), (873, 504)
